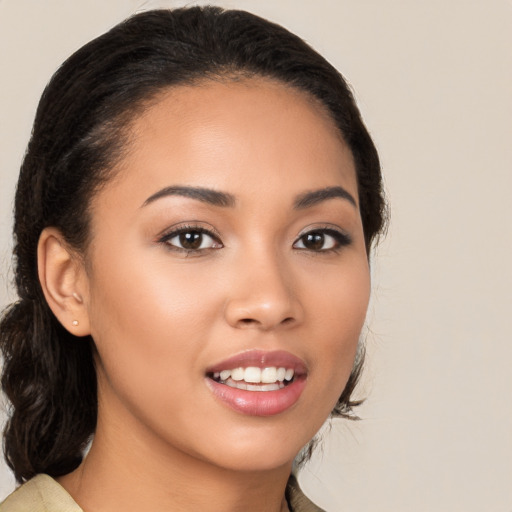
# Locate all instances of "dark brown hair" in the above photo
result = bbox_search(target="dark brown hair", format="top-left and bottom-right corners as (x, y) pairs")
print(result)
(1, 6), (386, 483)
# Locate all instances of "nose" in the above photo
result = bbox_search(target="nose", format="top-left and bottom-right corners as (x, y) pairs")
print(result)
(223, 253), (303, 331)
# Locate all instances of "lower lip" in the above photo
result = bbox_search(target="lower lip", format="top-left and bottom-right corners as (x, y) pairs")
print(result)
(206, 377), (307, 417)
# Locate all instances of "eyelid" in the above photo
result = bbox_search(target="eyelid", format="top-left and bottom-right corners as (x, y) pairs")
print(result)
(296, 223), (350, 238)
(293, 224), (352, 251)
(155, 221), (221, 241)
(156, 222), (223, 253)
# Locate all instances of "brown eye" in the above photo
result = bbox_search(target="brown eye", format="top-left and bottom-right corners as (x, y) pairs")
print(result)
(162, 228), (221, 252)
(293, 228), (351, 252)
(302, 232), (326, 251)
(179, 231), (204, 250)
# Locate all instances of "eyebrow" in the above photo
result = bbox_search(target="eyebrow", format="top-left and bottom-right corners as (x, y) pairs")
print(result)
(142, 184), (356, 210)
(142, 185), (236, 208)
(293, 186), (357, 209)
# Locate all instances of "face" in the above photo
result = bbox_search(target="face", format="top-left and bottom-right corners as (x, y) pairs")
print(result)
(81, 79), (370, 473)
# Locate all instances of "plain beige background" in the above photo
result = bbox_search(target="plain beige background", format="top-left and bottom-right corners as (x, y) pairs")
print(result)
(1, 1), (511, 510)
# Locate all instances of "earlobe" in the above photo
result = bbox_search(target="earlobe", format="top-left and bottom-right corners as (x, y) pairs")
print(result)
(37, 227), (91, 336)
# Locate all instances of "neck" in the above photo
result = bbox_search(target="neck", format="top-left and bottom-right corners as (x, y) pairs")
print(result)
(58, 406), (292, 512)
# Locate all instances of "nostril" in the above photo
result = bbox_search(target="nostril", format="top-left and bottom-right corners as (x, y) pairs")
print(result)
(237, 316), (294, 329)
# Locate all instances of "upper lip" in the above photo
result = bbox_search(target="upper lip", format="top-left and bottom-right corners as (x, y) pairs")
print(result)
(206, 349), (308, 375)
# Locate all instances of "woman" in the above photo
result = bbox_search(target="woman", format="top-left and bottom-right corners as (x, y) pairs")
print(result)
(0, 7), (385, 511)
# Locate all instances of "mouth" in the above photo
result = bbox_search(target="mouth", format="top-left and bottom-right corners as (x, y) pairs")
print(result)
(207, 366), (296, 392)
(205, 350), (307, 416)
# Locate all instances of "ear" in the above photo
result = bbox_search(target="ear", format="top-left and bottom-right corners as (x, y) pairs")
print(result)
(38, 227), (91, 336)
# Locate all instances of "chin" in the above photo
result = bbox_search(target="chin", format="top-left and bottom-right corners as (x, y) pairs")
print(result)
(191, 421), (317, 474)
(206, 448), (296, 474)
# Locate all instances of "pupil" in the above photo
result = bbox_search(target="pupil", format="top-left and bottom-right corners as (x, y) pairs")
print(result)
(179, 231), (202, 249)
(305, 232), (324, 250)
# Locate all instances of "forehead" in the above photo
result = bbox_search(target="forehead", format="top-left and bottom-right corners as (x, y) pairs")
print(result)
(100, 78), (357, 208)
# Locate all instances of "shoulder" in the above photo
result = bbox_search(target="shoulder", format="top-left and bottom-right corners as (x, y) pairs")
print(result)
(1, 473), (323, 512)
(286, 474), (326, 512)
(0, 474), (82, 512)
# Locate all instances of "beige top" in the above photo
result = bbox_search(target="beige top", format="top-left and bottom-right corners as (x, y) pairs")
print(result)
(0, 473), (325, 512)
(0, 475), (81, 512)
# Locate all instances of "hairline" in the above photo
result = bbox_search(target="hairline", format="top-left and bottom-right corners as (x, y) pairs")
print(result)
(80, 72), (356, 255)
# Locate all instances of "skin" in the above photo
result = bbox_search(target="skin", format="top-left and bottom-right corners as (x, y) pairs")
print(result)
(41, 78), (370, 512)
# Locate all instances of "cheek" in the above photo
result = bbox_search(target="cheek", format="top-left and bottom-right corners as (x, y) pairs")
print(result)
(84, 249), (224, 402)
(88, 243), (220, 334)
(304, 256), (370, 400)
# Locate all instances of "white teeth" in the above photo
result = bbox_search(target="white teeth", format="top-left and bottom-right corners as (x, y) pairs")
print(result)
(246, 383), (281, 391)
(219, 369), (231, 381)
(231, 368), (244, 381)
(261, 367), (277, 383)
(213, 366), (295, 386)
(226, 380), (284, 392)
(244, 367), (261, 383)
(276, 367), (286, 381)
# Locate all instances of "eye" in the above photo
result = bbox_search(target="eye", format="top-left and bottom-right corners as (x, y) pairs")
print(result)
(159, 226), (222, 253)
(293, 228), (351, 252)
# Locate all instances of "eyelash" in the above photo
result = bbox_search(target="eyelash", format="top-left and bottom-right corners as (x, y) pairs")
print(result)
(293, 227), (352, 253)
(158, 225), (223, 255)
(157, 224), (351, 255)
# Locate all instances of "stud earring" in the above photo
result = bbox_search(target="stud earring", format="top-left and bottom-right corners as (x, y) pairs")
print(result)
(72, 320), (79, 326)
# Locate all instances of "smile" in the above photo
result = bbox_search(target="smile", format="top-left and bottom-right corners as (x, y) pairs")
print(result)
(210, 366), (295, 391)
(205, 351), (307, 416)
